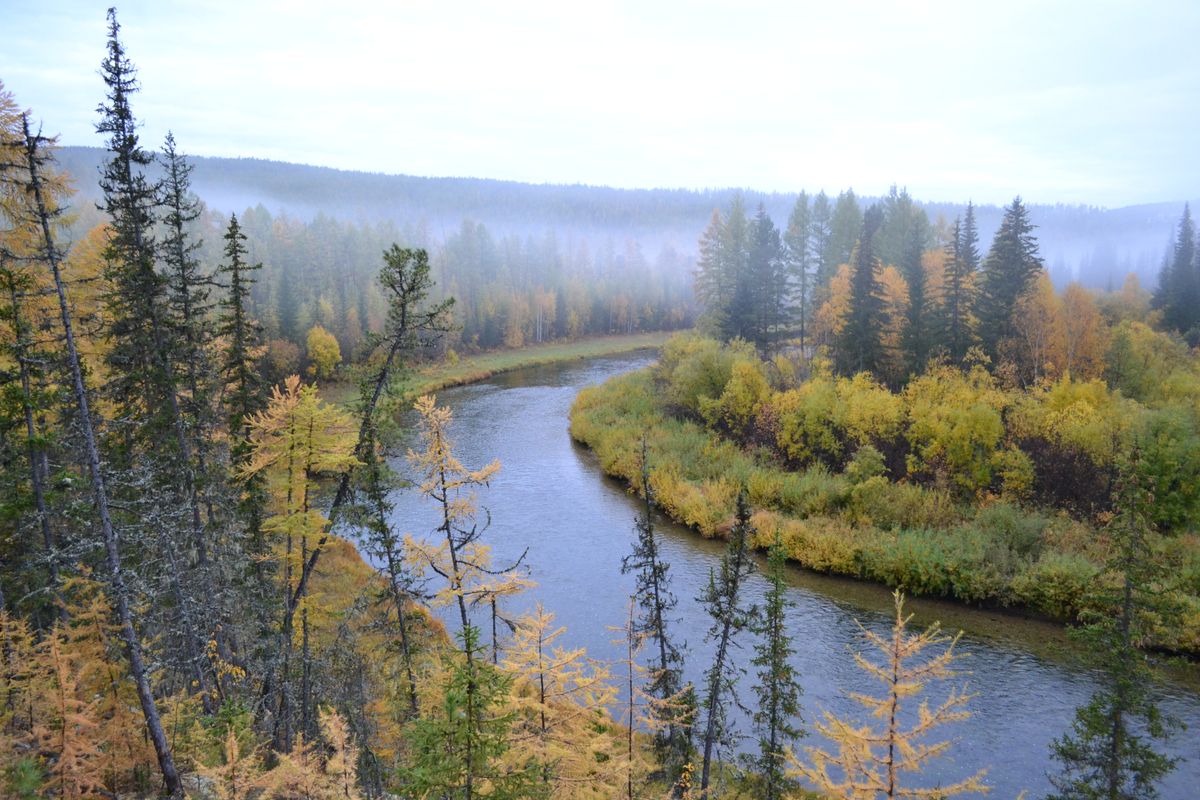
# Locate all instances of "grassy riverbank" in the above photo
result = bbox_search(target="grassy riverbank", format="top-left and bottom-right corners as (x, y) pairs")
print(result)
(320, 331), (672, 407)
(570, 361), (1200, 656)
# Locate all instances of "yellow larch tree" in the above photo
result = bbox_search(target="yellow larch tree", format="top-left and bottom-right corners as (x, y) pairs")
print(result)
(812, 263), (851, 345)
(1011, 271), (1064, 384)
(58, 577), (157, 790)
(1059, 282), (1107, 380)
(607, 598), (661, 800)
(193, 725), (270, 800)
(403, 394), (509, 634)
(0, 610), (35, 779)
(788, 591), (988, 799)
(241, 375), (359, 748)
(502, 603), (620, 798)
(28, 633), (105, 800)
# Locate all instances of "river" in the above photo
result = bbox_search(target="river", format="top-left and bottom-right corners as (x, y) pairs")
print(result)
(383, 351), (1199, 798)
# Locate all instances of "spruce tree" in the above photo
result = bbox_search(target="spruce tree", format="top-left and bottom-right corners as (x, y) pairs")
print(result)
(159, 131), (218, 460)
(1152, 204), (1198, 335)
(621, 443), (692, 780)
(217, 213), (265, 465)
(697, 491), (756, 797)
(96, 9), (218, 708)
(809, 191), (835, 310)
(1048, 449), (1180, 799)
(784, 191), (812, 352)
(824, 189), (863, 273)
(900, 220), (931, 376)
(975, 196), (1044, 360)
(746, 204), (786, 353)
(937, 216), (969, 362)
(836, 204), (886, 376)
(748, 533), (802, 800)
(96, 7), (178, 457)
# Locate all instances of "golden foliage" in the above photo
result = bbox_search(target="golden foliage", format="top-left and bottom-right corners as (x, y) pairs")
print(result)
(788, 591), (987, 799)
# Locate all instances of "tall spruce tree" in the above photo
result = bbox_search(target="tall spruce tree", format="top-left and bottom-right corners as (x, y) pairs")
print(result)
(900, 219), (931, 376)
(1152, 204), (1198, 336)
(621, 443), (691, 780)
(747, 204), (787, 353)
(937, 216), (969, 361)
(697, 491), (756, 797)
(836, 204), (886, 376)
(784, 191), (813, 352)
(824, 189), (863, 274)
(974, 196), (1043, 359)
(748, 533), (803, 800)
(809, 191), (835, 311)
(1048, 449), (1180, 799)
(96, 4), (219, 719)
(96, 7), (178, 457)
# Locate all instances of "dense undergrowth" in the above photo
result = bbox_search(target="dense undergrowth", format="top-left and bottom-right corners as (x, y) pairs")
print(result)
(570, 333), (1200, 654)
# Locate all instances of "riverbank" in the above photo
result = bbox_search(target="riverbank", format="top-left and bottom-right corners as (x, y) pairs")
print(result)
(569, 366), (1200, 657)
(320, 330), (674, 407)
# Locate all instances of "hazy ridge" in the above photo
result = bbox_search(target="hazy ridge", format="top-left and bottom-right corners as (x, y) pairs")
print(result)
(55, 145), (1187, 289)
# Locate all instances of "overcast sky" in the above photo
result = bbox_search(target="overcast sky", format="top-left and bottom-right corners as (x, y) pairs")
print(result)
(2, 0), (1197, 207)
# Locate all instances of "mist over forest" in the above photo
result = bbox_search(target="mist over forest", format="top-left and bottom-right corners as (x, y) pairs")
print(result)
(54, 145), (1186, 293)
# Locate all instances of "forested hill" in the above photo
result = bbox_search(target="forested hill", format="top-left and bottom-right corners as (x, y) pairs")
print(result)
(55, 145), (1184, 290)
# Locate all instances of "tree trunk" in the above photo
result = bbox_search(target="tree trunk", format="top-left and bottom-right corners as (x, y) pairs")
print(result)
(22, 115), (182, 798)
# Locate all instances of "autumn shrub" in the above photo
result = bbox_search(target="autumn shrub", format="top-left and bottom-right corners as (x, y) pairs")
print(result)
(657, 334), (755, 418)
(903, 364), (1009, 497)
(1134, 405), (1200, 531)
(754, 512), (870, 575)
(776, 466), (851, 517)
(845, 444), (887, 484)
(847, 477), (958, 531)
(771, 376), (845, 468)
(699, 357), (771, 440)
(1011, 552), (1103, 620)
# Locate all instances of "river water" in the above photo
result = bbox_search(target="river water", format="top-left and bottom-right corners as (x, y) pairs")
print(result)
(383, 351), (1199, 798)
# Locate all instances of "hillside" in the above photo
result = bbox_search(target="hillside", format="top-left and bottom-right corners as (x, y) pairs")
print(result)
(54, 145), (1187, 290)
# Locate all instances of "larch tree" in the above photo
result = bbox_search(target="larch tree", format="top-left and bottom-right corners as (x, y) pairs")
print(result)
(789, 590), (987, 799)
(748, 533), (803, 800)
(404, 394), (536, 800)
(0, 86), (66, 620)
(240, 376), (359, 749)
(1047, 449), (1180, 800)
(284, 245), (453, 661)
(607, 598), (659, 800)
(502, 603), (619, 798)
(621, 443), (692, 781)
(696, 491), (756, 798)
(1060, 282), (1107, 379)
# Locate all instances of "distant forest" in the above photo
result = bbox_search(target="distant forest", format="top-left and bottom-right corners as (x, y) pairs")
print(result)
(54, 147), (1187, 344)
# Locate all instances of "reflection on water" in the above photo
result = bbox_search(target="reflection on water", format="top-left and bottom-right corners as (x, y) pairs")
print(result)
(379, 353), (1199, 798)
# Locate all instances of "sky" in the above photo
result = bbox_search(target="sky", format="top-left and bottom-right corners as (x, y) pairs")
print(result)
(2, 0), (1197, 207)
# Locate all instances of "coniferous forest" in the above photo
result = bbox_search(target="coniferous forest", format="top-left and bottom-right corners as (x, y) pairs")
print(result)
(2, 6), (1200, 800)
